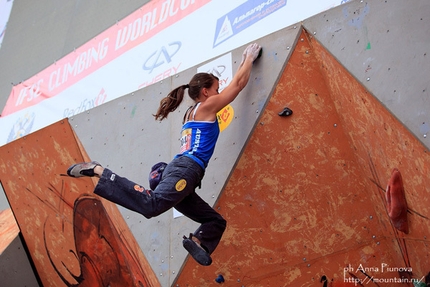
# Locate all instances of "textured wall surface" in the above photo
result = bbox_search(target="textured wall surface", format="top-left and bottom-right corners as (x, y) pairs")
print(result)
(303, 0), (430, 150)
(174, 28), (430, 286)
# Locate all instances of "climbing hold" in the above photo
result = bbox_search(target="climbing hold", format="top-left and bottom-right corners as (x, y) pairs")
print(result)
(385, 168), (409, 234)
(320, 275), (328, 287)
(258, 47), (263, 58)
(215, 274), (225, 283)
(254, 47), (263, 63)
(278, 107), (293, 117)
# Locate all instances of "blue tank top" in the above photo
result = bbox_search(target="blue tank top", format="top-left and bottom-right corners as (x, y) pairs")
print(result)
(175, 103), (220, 169)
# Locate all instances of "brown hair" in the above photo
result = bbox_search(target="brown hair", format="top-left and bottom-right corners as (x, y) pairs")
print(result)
(153, 73), (218, 121)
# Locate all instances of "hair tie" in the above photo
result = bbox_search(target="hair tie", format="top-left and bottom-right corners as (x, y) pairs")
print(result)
(184, 84), (190, 89)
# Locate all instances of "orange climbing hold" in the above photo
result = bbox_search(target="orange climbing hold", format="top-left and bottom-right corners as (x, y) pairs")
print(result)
(385, 168), (409, 234)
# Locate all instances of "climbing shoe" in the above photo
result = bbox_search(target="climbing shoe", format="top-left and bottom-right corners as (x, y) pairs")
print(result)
(67, 161), (101, 178)
(182, 234), (212, 266)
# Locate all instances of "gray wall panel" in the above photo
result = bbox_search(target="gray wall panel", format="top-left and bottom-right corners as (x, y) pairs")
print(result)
(0, 235), (40, 287)
(70, 26), (299, 286)
(303, 0), (430, 149)
(0, 183), (8, 211)
(0, 0), (150, 113)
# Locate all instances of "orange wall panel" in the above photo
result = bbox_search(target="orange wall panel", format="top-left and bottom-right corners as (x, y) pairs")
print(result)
(174, 30), (429, 286)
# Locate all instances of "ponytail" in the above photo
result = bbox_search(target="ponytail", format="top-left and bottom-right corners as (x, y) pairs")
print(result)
(153, 85), (188, 121)
(153, 73), (218, 121)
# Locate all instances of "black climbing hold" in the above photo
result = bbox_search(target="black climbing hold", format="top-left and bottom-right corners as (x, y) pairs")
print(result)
(253, 47), (263, 63)
(215, 274), (225, 283)
(257, 47), (263, 59)
(278, 107), (293, 117)
(320, 275), (328, 287)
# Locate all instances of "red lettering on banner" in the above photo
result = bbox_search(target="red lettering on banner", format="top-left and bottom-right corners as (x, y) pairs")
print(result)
(219, 78), (229, 86)
(138, 63), (181, 89)
(94, 88), (107, 106)
(62, 88), (108, 118)
(115, 0), (200, 51)
(2, 0), (210, 117)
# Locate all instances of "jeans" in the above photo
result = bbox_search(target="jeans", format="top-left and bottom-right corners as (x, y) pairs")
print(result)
(94, 155), (226, 254)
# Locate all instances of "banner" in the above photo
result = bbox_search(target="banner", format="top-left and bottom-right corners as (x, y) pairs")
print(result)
(214, 0), (287, 47)
(2, 0), (210, 116)
(0, 0), (340, 146)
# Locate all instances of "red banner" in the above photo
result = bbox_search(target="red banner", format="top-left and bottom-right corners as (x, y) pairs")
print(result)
(2, 0), (210, 117)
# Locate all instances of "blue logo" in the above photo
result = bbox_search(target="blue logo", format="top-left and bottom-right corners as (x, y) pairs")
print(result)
(213, 0), (287, 47)
(142, 41), (182, 73)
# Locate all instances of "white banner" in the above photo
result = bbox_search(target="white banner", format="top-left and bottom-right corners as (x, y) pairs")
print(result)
(0, 0), (341, 146)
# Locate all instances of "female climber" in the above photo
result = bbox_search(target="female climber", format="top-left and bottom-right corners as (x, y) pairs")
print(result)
(66, 43), (262, 266)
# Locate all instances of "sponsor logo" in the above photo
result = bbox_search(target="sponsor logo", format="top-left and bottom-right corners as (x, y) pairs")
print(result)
(175, 179), (187, 192)
(63, 88), (107, 118)
(180, 128), (192, 153)
(217, 105), (234, 132)
(202, 64), (230, 89)
(213, 0), (287, 47)
(134, 185), (144, 192)
(7, 112), (36, 143)
(138, 41), (182, 88)
(142, 41), (182, 73)
(206, 65), (226, 78)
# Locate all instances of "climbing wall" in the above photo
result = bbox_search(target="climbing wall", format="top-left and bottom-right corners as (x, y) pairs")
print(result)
(0, 0), (429, 286)
(303, 0), (430, 149)
(173, 29), (430, 286)
(0, 120), (159, 287)
(66, 27), (295, 286)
